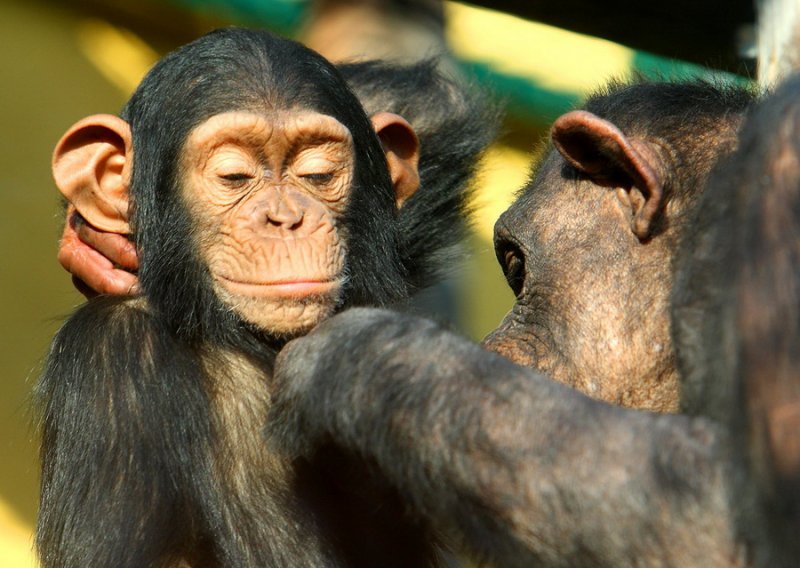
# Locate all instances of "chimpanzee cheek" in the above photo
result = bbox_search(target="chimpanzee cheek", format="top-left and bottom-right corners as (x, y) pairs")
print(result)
(481, 315), (540, 369)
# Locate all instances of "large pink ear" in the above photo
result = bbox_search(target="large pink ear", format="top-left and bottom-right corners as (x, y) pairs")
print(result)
(551, 110), (665, 240)
(370, 112), (420, 208)
(52, 114), (133, 234)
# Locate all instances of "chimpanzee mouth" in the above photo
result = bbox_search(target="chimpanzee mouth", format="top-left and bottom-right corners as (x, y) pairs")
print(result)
(218, 275), (342, 299)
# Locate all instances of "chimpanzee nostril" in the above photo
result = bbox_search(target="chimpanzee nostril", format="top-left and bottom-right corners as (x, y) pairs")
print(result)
(262, 187), (305, 230)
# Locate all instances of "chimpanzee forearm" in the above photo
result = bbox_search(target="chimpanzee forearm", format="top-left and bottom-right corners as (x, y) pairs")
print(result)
(271, 308), (742, 566)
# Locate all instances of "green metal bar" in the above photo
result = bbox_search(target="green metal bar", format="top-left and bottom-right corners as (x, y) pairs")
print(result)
(170, 0), (310, 34)
(166, 0), (751, 124)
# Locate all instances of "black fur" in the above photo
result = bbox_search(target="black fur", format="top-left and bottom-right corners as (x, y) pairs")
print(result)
(37, 297), (218, 566)
(340, 60), (499, 291)
(36, 28), (497, 567)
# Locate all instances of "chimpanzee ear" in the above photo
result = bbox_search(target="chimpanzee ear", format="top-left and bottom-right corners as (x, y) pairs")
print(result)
(370, 112), (420, 208)
(551, 110), (665, 240)
(52, 114), (133, 234)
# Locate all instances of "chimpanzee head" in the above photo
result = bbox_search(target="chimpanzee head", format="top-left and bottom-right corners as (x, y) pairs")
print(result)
(52, 28), (422, 345)
(484, 80), (755, 412)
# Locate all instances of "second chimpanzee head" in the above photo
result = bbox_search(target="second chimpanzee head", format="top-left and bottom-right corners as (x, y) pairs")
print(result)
(484, 79), (756, 412)
(52, 28), (425, 345)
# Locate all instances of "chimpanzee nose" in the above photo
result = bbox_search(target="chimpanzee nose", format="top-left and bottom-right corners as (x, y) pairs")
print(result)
(266, 204), (302, 230)
(261, 187), (304, 230)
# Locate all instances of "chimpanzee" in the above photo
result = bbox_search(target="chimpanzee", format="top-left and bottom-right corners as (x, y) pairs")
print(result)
(56, 57), (493, 300)
(36, 28), (496, 567)
(265, 78), (780, 566)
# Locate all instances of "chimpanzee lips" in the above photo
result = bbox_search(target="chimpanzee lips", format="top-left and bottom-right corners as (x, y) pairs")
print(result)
(218, 275), (342, 299)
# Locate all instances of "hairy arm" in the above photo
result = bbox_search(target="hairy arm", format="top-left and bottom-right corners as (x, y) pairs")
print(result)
(35, 296), (216, 567)
(271, 308), (741, 566)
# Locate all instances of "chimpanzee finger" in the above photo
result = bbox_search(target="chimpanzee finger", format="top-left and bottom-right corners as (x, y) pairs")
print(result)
(71, 214), (139, 271)
(59, 220), (140, 297)
(71, 275), (98, 300)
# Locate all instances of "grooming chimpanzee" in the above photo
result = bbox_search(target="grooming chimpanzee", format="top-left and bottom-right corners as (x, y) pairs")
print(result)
(484, 79), (755, 412)
(37, 28), (495, 567)
(267, 78), (778, 566)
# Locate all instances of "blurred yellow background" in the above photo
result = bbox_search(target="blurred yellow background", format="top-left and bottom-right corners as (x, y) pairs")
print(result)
(1, 2), (129, 564)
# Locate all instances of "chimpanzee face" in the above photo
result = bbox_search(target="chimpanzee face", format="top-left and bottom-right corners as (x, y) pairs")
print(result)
(483, 82), (754, 414)
(486, 154), (677, 410)
(483, 109), (680, 412)
(181, 110), (355, 336)
(51, 28), (426, 347)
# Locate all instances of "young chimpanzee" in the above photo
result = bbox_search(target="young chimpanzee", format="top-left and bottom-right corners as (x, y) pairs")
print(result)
(267, 78), (778, 565)
(37, 28), (496, 567)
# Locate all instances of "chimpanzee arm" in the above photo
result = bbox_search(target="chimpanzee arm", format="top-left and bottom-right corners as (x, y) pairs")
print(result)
(271, 307), (742, 567)
(35, 296), (219, 567)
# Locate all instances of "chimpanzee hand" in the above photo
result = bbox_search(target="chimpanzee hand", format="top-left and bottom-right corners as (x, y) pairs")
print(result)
(59, 207), (139, 298)
(270, 307), (387, 457)
(268, 307), (448, 459)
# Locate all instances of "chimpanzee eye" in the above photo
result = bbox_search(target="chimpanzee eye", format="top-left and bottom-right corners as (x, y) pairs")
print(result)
(301, 172), (334, 185)
(220, 173), (252, 182)
(501, 245), (525, 297)
(218, 172), (254, 190)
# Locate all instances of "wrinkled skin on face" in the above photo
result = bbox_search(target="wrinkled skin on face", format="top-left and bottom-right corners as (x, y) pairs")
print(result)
(480, 83), (754, 414)
(485, 151), (678, 412)
(182, 110), (354, 336)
